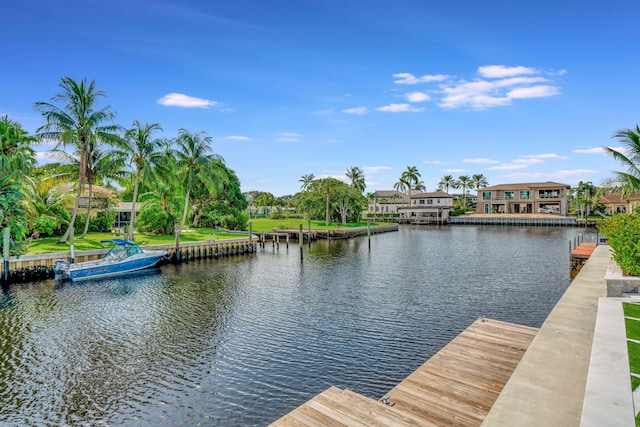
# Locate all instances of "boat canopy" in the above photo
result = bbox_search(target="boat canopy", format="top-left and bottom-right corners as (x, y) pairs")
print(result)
(101, 239), (137, 246)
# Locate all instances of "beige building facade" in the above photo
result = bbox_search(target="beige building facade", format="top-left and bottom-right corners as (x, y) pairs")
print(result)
(476, 182), (571, 216)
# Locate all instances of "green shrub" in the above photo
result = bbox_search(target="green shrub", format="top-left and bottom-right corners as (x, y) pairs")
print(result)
(32, 216), (58, 237)
(137, 205), (175, 235)
(598, 214), (640, 276)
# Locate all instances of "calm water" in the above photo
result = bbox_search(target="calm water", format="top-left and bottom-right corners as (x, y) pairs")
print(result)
(0, 225), (593, 426)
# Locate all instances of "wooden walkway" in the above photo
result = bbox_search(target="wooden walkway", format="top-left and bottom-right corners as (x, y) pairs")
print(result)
(270, 318), (538, 426)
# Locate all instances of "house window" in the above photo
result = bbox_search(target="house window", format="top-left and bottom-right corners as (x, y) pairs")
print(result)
(419, 199), (425, 205)
(520, 190), (529, 198)
(504, 191), (514, 200)
(427, 199), (433, 205)
(483, 191), (491, 200)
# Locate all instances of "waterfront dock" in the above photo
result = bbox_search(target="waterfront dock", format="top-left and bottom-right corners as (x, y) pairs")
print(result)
(270, 318), (538, 426)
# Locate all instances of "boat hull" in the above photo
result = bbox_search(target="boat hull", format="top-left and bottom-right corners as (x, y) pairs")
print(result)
(57, 253), (167, 281)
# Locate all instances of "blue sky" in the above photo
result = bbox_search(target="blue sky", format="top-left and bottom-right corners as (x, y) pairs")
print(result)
(3, 0), (640, 196)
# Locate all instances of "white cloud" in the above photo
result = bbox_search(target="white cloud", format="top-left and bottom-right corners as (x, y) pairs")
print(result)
(406, 92), (430, 103)
(462, 158), (499, 164)
(508, 85), (560, 99)
(375, 103), (424, 113)
(34, 151), (62, 164)
(362, 166), (392, 174)
(393, 73), (449, 85)
(226, 135), (250, 141)
(489, 163), (528, 171)
(157, 92), (218, 108)
(277, 132), (301, 142)
(520, 153), (567, 160)
(513, 158), (543, 165)
(573, 147), (608, 155)
(342, 107), (368, 115)
(478, 65), (538, 78)
(443, 168), (466, 173)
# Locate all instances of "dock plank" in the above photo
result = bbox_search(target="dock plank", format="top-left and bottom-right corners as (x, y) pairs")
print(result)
(270, 318), (538, 426)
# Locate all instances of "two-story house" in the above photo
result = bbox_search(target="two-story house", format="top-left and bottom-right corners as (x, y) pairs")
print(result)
(476, 182), (571, 216)
(367, 190), (409, 217)
(399, 191), (454, 223)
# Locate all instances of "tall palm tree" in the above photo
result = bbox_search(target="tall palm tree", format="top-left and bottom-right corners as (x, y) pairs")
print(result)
(414, 180), (426, 193)
(398, 166), (421, 205)
(346, 166), (366, 193)
(437, 175), (455, 193)
(394, 177), (410, 207)
(299, 173), (315, 190)
(80, 143), (126, 237)
(174, 129), (225, 234)
(121, 121), (163, 239)
(34, 77), (119, 243)
(606, 124), (640, 196)
(455, 175), (472, 209)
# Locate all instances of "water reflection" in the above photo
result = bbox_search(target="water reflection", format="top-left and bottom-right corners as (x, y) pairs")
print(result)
(0, 226), (594, 425)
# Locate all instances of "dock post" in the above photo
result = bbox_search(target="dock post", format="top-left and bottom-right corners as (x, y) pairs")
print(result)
(70, 227), (75, 264)
(248, 223), (252, 251)
(3, 227), (9, 283)
(367, 222), (371, 249)
(308, 220), (311, 248)
(299, 224), (304, 261)
(175, 226), (181, 262)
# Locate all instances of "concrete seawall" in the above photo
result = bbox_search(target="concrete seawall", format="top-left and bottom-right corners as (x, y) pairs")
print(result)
(482, 245), (611, 426)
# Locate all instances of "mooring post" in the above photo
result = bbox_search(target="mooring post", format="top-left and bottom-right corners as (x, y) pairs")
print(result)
(70, 227), (75, 264)
(307, 220), (311, 248)
(248, 222), (253, 250)
(3, 227), (9, 283)
(299, 224), (304, 261)
(367, 222), (371, 249)
(175, 226), (181, 262)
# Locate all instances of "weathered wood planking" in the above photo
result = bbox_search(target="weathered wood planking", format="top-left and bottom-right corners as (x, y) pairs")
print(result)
(270, 318), (537, 426)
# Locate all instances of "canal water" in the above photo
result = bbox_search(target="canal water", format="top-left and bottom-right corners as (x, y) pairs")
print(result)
(0, 225), (594, 426)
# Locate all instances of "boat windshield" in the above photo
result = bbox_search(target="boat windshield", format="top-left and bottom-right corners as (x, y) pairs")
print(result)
(105, 244), (143, 260)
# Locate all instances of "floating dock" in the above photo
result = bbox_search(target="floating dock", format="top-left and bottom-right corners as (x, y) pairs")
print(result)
(270, 318), (538, 426)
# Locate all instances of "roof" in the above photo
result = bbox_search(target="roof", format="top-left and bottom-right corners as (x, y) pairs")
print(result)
(600, 193), (640, 204)
(410, 190), (454, 199)
(479, 181), (571, 191)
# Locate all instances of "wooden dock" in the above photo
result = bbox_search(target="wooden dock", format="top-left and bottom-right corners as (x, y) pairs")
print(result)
(570, 242), (597, 278)
(270, 318), (538, 426)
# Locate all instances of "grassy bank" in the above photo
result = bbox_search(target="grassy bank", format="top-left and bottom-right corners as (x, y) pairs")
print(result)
(26, 228), (248, 255)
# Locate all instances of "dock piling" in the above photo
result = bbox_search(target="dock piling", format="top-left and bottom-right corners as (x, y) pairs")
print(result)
(3, 227), (9, 283)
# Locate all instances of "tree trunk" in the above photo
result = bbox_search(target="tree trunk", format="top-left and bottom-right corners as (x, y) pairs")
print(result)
(325, 190), (330, 226)
(130, 169), (141, 241)
(58, 180), (84, 243)
(180, 185), (191, 233)
(80, 182), (93, 238)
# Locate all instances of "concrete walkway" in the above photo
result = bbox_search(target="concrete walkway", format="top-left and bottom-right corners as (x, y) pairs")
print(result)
(482, 245), (615, 426)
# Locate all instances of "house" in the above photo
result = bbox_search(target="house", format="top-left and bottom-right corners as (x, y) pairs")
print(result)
(398, 191), (454, 222)
(112, 202), (141, 229)
(367, 190), (409, 216)
(476, 182), (571, 216)
(600, 193), (640, 214)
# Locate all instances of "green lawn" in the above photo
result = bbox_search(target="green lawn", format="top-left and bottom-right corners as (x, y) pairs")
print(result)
(247, 218), (384, 233)
(26, 228), (248, 255)
(624, 302), (640, 319)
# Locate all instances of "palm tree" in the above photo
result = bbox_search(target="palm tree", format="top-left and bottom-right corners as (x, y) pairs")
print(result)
(437, 175), (455, 193)
(0, 115), (35, 180)
(606, 124), (640, 196)
(34, 77), (119, 243)
(471, 174), (489, 192)
(346, 166), (366, 193)
(414, 180), (426, 193)
(121, 121), (163, 240)
(455, 175), (472, 209)
(80, 143), (126, 237)
(299, 173), (315, 190)
(174, 129), (225, 234)
(397, 166), (421, 206)
(394, 177), (410, 207)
